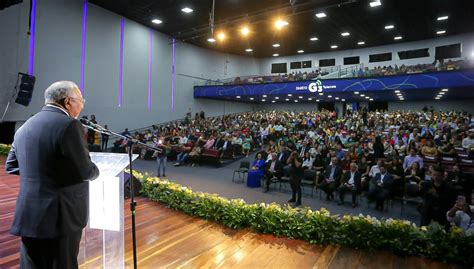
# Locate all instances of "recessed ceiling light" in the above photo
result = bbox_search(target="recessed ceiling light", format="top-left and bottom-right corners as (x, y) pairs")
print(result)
(396, 93), (402, 96)
(236, 96), (241, 98)
(298, 96), (303, 99)
(435, 97), (440, 100)
(357, 41), (365, 45)
(273, 53), (279, 57)
(394, 36), (402, 40)
(341, 99), (346, 102)
(263, 95), (267, 97)
(285, 98), (290, 101)
(360, 94), (365, 97)
(275, 19), (289, 29)
(288, 94), (292, 96)
(385, 25), (394, 30)
(241, 26), (250, 36)
(272, 43), (280, 47)
(319, 92), (323, 96)
(275, 97), (280, 99)
(437, 16), (448, 21)
(354, 91), (359, 94)
(217, 32), (226, 41)
(370, 1), (381, 7)
(245, 48), (253, 52)
(316, 99), (320, 102)
(328, 95), (332, 98)
(294, 100), (298, 103)
(369, 98), (374, 101)
(442, 88), (448, 92)
(341, 32), (350, 36)
(151, 19), (163, 24)
(335, 97), (340, 100)
(297, 50), (304, 53)
(250, 97), (254, 100)
(315, 12), (327, 18)
(310, 37), (319, 41)
(308, 98), (312, 100)
(272, 100), (276, 103)
(436, 30), (446, 35)
(330, 45), (338, 49)
(439, 92), (445, 95)
(262, 99), (266, 102)
(181, 7), (193, 13)
(207, 38), (216, 43)
(365, 96), (370, 99)
(395, 90), (400, 93)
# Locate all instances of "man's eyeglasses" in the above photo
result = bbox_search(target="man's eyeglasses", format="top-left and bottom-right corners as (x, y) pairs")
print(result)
(69, 97), (86, 104)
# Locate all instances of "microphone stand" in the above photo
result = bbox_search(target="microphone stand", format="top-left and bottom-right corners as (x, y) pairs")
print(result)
(81, 122), (162, 269)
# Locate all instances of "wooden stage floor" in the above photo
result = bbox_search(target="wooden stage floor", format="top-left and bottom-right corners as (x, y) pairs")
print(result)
(0, 156), (464, 269)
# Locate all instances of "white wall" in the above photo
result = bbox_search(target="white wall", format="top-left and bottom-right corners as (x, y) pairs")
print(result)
(0, 0), (260, 132)
(260, 33), (474, 75)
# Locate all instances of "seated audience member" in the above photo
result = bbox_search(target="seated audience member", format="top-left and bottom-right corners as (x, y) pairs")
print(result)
(301, 152), (314, 169)
(264, 153), (283, 192)
(335, 144), (346, 161)
(421, 140), (438, 157)
(319, 157), (342, 200)
(438, 142), (456, 156)
(373, 136), (385, 159)
(277, 145), (291, 164)
(420, 166), (457, 226)
(340, 154), (352, 172)
(188, 143), (202, 167)
(218, 135), (233, 158)
(404, 162), (424, 196)
(462, 129), (474, 152)
(447, 165), (470, 197)
(242, 133), (253, 157)
(403, 148), (424, 171)
(174, 141), (193, 166)
(389, 158), (405, 196)
(367, 164), (394, 210)
(247, 153), (266, 188)
(338, 163), (361, 207)
(446, 193), (474, 235)
(203, 135), (215, 149)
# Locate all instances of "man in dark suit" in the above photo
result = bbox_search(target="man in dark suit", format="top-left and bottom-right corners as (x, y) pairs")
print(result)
(5, 81), (99, 269)
(298, 141), (310, 158)
(277, 145), (290, 164)
(319, 157), (342, 200)
(367, 164), (394, 210)
(263, 153), (283, 192)
(338, 162), (361, 207)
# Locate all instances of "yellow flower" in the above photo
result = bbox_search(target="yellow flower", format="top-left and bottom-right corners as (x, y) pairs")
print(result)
(420, 226), (428, 232)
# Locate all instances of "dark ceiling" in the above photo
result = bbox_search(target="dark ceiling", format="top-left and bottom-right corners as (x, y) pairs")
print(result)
(90, 0), (474, 58)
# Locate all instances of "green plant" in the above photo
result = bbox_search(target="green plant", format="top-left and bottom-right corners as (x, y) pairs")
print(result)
(134, 170), (474, 266)
(0, 144), (11, 156)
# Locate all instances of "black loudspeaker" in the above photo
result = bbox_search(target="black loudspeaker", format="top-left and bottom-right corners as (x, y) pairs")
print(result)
(15, 73), (36, 106)
(88, 144), (102, 152)
(124, 174), (142, 199)
(0, 122), (15, 144)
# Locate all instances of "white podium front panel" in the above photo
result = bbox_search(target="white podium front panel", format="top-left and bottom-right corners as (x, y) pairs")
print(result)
(78, 153), (138, 269)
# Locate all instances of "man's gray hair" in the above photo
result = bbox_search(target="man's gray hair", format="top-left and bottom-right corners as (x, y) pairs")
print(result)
(44, 81), (79, 104)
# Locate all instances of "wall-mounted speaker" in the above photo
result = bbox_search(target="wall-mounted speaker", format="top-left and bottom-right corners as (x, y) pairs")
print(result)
(14, 73), (36, 106)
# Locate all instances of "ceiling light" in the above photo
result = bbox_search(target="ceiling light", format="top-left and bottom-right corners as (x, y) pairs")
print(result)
(308, 98), (312, 101)
(273, 53), (279, 57)
(330, 45), (338, 49)
(298, 96), (303, 99)
(369, 98), (374, 101)
(396, 93), (402, 96)
(354, 91), (359, 94)
(262, 99), (266, 102)
(275, 97), (279, 99)
(151, 19), (162, 24)
(236, 96), (241, 99)
(294, 100), (298, 103)
(341, 99), (345, 102)
(335, 97), (340, 100)
(285, 98), (290, 101)
(181, 7), (193, 13)
(275, 19), (289, 29)
(341, 32), (350, 37)
(395, 90), (400, 93)
(441, 88), (448, 92)
(394, 36), (402, 40)
(263, 95), (267, 97)
(315, 12), (327, 18)
(217, 32), (226, 41)
(435, 97), (440, 100)
(272, 43), (280, 47)
(316, 99), (320, 102)
(437, 16), (448, 21)
(245, 48), (253, 52)
(439, 92), (445, 95)
(360, 94), (365, 97)
(436, 30), (446, 35)
(319, 92), (323, 96)
(365, 96), (370, 99)
(297, 50), (304, 53)
(288, 94), (292, 96)
(272, 100), (276, 103)
(207, 38), (216, 43)
(250, 97), (254, 100)
(357, 41), (365, 45)
(328, 95), (332, 98)
(241, 26), (250, 36)
(384, 25), (394, 30)
(370, 1), (381, 7)
(310, 37), (319, 41)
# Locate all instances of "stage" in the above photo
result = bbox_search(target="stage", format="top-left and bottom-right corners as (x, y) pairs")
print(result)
(0, 156), (464, 268)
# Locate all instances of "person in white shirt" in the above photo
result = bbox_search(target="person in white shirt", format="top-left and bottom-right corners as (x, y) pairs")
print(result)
(461, 129), (474, 151)
(338, 163), (361, 207)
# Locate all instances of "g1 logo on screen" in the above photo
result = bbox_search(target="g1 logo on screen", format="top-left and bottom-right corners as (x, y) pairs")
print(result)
(309, 80), (323, 92)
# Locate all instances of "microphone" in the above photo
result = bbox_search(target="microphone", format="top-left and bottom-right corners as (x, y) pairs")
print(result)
(80, 118), (111, 135)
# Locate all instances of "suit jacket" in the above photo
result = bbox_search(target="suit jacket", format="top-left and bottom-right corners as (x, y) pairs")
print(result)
(323, 164), (342, 183)
(6, 106), (99, 238)
(370, 172), (394, 192)
(264, 160), (283, 178)
(341, 170), (362, 190)
(277, 151), (290, 164)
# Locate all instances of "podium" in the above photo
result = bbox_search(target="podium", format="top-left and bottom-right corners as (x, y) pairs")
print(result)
(78, 152), (138, 268)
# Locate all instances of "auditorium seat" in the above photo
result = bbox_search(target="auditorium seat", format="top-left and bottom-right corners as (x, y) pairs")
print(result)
(440, 156), (456, 172)
(459, 159), (474, 175)
(201, 148), (221, 167)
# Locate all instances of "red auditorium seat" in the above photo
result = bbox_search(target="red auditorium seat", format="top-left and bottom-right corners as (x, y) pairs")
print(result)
(459, 159), (474, 175)
(440, 156), (456, 172)
(423, 155), (438, 166)
(201, 148), (221, 167)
